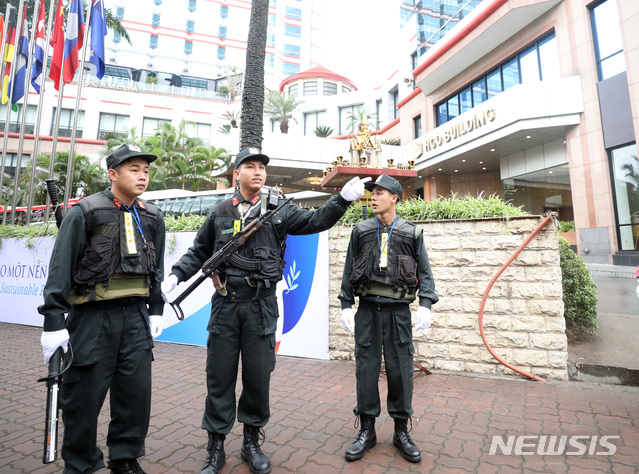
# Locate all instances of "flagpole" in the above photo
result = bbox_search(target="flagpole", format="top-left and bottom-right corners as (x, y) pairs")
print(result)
(33, 0), (57, 225)
(0, 4), (15, 223)
(1, 0), (24, 225)
(25, 0), (47, 224)
(14, 0), (42, 225)
(63, 1), (93, 213)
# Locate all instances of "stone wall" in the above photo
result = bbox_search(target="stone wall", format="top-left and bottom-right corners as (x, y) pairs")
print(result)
(328, 216), (568, 381)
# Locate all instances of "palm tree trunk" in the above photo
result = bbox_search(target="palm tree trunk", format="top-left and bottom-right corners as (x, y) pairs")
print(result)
(240, 0), (269, 151)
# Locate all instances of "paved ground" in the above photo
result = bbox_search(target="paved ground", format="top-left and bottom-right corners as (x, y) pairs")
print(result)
(1, 322), (639, 474)
(567, 276), (639, 372)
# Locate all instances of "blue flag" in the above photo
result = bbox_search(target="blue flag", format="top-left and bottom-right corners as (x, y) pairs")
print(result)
(11, 7), (29, 105)
(31, 0), (47, 93)
(89, 0), (107, 80)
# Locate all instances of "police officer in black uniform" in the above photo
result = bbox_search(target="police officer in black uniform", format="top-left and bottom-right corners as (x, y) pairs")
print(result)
(339, 174), (438, 463)
(39, 144), (166, 474)
(161, 147), (369, 474)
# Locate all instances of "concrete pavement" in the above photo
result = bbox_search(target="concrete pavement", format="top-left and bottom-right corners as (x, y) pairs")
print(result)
(1, 322), (638, 473)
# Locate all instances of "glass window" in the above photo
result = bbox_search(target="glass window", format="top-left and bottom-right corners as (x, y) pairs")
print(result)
(185, 40), (193, 55)
(116, 6), (124, 19)
(268, 14), (276, 28)
(283, 43), (300, 57)
(154, 0), (161, 5)
(217, 46), (225, 60)
(149, 34), (158, 50)
(282, 63), (300, 76)
(339, 105), (359, 135)
(113, 30), (121, 44)
(142, 117), (171, 138)
(303, 81), (317, 95)
(288, 84), (298, 97)
(182, 76), (207, 89)
(392, 89), (399, 119)
(413, 114), (422, 139)
(342, 86), (351, 93)
(218, 25), (227, 39)
(98, 113), (129, 139)
(459, 87), (472, 114)
(538, 35), (560, 81)
(186, 20), (195, 33)
(472, 78), (486, 107)
(503, 164), (573, 221)
(519, 46), (540, 84)
(267, 33), (275, 47)
(303, 110), (326, 135)
(220, 5), (228, 18)
(436, 102), (447, 126)
(323, 82), (337, 95)
(188, 0), (196, 13)
(266, 54), (274, 68)
(447, 96), (459, 121)
(103, 66), (130, 79)
(0, 104), (36, 134)
(152, 13), (160, 27)
(185, 122), (212, 146)
(50, 107), (85, 138)
(502, 57), (519, 91)
(486, 68), (502, 98)
(285, 24), (301, 38)
(376, 99), (383, 127)
(591, 0), (625, 80)
(285, 7), (302, 20)
(611, 144), (639, 250)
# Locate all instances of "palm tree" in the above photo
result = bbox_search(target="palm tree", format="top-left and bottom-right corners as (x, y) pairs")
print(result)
(18, 152), (108, 204)
(240, 0), (270, 150)
(346, 106), (377, 134)
(264, 90), (303, 134)
(189, 145), (231, 190)
(314, 125), (334, 138)
(103, 127), (145, 153)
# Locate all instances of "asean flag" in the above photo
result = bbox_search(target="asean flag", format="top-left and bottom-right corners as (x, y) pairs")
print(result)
(62, 0), (85, 85)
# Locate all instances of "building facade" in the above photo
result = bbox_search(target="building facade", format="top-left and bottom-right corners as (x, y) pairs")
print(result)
(395, 0), (638, 265)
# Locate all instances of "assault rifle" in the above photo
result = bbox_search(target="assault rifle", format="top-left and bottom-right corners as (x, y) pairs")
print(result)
(37, 346), (73, 463)
(45, 178), (63, 228)
(38, 179), (73, 463)
(167, 196), (293, 320)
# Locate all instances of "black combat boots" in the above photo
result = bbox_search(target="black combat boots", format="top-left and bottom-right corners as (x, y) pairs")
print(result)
(240, 424), (271, 474)
(345, 414), (377, 461)
(393, 418), (421, 462)
(200, 431), (226, 474)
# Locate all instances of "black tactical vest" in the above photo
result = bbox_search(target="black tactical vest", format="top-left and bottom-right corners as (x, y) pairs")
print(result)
(70, 191), (161, 303)
(349, 217), (420, 300)
(213, 197), (285, 286)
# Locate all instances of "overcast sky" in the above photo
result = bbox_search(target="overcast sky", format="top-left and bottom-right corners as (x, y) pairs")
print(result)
(320, 0), (401, 90)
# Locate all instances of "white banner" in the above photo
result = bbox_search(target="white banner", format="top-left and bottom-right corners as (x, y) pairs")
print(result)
(0, 231), (329, 359)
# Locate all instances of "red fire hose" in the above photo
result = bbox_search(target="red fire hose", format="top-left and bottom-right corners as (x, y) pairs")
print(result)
(478, 212), (558, 382)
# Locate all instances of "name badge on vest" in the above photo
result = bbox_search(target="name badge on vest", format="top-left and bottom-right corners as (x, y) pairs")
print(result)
(124, 212), (138, 255)
(233, 219), (241, 235)
(379, 232), (389, 269)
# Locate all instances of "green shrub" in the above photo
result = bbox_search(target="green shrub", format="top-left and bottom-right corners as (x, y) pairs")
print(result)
(558, 237), (598, 332)
(338, 193), (528, 226)
(558, 220), (575, 233)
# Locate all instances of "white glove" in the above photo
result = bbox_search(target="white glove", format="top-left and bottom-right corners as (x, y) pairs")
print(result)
(341, 308), (355, 334)
(414, 306), (432, 331)
(40, 329), (69, 364)
(161, 274), (179, 302)
(340, 176), (372, 201)
(149, 315), (164, 338)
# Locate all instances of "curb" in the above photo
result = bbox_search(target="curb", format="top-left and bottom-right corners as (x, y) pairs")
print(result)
(568, 361), (639, 387)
